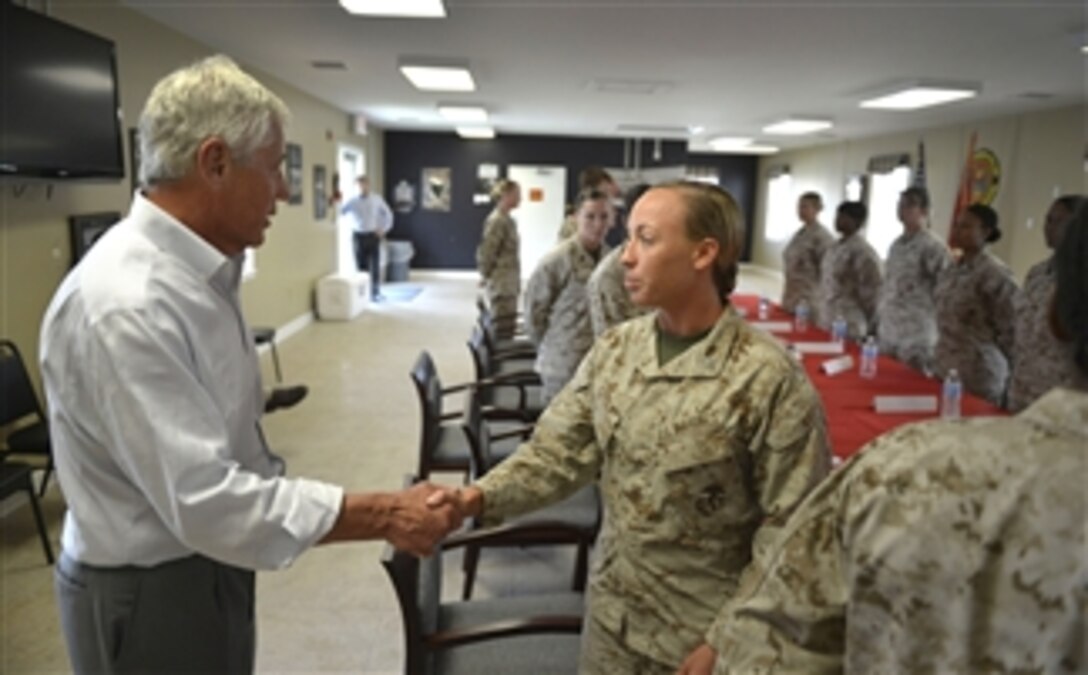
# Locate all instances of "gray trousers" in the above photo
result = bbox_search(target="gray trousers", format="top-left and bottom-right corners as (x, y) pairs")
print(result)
(56, 553), (255, 674)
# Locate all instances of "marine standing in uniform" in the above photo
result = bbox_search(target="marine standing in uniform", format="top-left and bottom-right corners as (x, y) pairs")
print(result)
(819, 201), (883, 339)
(1007, 194), (1084, 411)
(877, 187), (952, 372)
(587, 183), (651, 337)
(781, 191), (834, 319)
(433, 181), (831, 675)
(476, 179), (522, 338)
(712, 203), (1088, 675)
(934, 204), (1018, 405)
(524, 189), (613, 403)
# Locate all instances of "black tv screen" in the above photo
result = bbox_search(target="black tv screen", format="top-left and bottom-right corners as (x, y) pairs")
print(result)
(0, 4), (124, 179)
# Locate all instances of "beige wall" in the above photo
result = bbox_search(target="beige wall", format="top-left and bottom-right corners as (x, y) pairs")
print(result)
(0, 2), (377, 391)
(751, 104), (1087, 280)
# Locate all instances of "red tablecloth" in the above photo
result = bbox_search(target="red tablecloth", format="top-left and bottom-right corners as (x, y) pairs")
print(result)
(731, 295), (1006, 460)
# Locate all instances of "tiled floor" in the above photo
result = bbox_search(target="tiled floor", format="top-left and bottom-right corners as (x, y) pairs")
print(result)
(0, 266), (782, 673)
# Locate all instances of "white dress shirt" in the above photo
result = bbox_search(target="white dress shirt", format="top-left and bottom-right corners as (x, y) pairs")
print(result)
(40, 194), (343, 570)
(340, 192), (393, 235)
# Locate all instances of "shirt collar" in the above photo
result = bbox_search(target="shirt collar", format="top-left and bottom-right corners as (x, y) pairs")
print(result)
(633, 304), (742, 379)
(129, 192), (241, 294)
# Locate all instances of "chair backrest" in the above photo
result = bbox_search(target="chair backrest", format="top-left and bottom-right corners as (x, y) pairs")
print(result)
(409, 351), (443, 475)
(465, 326), (491, 382)
(0, 339), (44, 427)
(459, 389), (490, 480)
(382, 540), (444, 675)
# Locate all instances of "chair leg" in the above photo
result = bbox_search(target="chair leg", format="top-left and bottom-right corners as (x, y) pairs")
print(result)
(572, 542), (589, 592)
(461, 543), (480, 600)
(26, 481), (55, 565)
(38, 460), (54, 498)
(269, 343), (282, 383)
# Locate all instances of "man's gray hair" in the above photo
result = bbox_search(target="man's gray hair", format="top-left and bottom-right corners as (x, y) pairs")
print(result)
(138, 55), (289, 185)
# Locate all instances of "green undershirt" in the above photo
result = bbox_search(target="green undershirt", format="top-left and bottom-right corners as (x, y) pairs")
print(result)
(656, 324), (712, 366)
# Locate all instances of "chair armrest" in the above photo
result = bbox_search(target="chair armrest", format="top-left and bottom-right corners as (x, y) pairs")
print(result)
(443, 521), (589, 549)
(425, 615), (582, 650)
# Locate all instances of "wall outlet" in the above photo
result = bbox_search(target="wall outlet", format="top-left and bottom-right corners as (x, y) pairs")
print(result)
(1025, 217), (1035, 229)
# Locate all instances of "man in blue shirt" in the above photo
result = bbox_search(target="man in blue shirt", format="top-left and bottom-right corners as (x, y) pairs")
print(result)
(338, 175), (393, 300)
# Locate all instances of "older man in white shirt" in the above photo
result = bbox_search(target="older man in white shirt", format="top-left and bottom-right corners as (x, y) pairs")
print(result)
(41, 55), (458, 673)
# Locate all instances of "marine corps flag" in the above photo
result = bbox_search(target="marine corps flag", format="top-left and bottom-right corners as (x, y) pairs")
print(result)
(949, 132), (978, 245)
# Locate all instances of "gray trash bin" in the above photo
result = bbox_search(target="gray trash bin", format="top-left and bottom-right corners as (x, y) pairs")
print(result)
(386, 240), (415, 282)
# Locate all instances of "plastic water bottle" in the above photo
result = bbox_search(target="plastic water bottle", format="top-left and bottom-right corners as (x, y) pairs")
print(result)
(758, 296), (770, 320)
(831, 315), (848, 346)
(860, 336), (878, 379)
(794, 300), (810, 332)
(942, 369), (962, 420)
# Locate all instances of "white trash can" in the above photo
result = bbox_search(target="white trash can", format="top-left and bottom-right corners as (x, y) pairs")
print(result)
(317, 273), (369, 320)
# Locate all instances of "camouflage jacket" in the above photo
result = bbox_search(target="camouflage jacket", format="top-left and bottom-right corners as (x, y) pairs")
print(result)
(524, 238), (608, 402)
(476, 308), (831, 667)
(877, 227), (951, 371)
(934, 250), (1018, 405)
(557, 213), (577, 241)
(587, 246), (646, 338)
(819, 233), (883, 339)
(1007, 257), (1079, 412)
(781, 223), (834, 317)
(714, 387), (1088, 675)
(477, 208), (521, 301)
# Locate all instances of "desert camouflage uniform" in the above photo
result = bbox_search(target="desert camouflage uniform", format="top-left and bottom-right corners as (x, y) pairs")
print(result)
(1007, 256), (1079, 412)
(714, 387), (1088, 675)
(524, 238), (608, 403)
(475, 308), (832, 673)
(477, 208), (521, 335)
(587, 246), (646, 338)
(557, 213), (577, 241)
(934, 250), (1018, 405)
(818, 233), (883, 339)
(781, 223), (834, 318)
(877, 227), (951, 372)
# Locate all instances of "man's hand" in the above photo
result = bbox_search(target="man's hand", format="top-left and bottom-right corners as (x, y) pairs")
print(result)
(676, 643), (717, 675)
(383, 483), (463, 556)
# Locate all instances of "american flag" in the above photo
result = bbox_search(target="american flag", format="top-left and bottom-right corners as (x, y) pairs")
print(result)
(912, 140), (927, 190)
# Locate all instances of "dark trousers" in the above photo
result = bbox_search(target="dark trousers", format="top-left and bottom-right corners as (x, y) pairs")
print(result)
(56, 553), (255, 674)
(353, 231), (382, 299)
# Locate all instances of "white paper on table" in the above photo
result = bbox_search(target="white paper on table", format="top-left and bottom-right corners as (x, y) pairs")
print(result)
(873, 395), (938, 413)
(820, 354), (854, 375)
(793, 341), (846, 355)
(750, 321), (792, 333)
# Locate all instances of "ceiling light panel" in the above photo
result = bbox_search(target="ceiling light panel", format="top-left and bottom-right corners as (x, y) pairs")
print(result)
(708, 137), (754, 150)
(400, 64), (475, 92)
(457, 126), (495, 139)
(860, 86), (977, 110)
(339, 0), (445, 18)
(438, 105), (488, 122)
(762, 119), (833, 135)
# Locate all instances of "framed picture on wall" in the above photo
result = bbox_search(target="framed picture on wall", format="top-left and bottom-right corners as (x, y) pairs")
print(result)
(69, 212), (122, 267)
(422, 167), (451, 211)
(286, 143), (303, 205)
(313, 164), (327, 220)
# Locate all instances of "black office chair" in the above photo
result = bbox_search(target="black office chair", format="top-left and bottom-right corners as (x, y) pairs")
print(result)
(251, 326), (281, 382)
(0, 460), (55, 564)
(459, 389), (598, 600)
(382, 520), (584, 675)
(0, 339), (54, 496)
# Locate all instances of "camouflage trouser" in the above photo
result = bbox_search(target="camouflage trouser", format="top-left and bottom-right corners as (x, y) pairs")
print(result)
(578, 614), (676, 675)
(488, 293), (519, 339)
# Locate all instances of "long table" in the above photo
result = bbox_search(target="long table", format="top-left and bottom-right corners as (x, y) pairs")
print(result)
(731, 295), (1006, 461)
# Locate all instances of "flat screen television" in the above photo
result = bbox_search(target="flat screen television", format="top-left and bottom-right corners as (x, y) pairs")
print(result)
(0, 3), (124, 179)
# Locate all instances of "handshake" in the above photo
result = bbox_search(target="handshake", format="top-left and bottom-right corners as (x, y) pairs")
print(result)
(380, 482), (485, 557)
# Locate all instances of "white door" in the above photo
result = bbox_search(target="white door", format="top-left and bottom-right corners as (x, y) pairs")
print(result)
(507, 164), (568, 284)
(336, 144), (365, 275)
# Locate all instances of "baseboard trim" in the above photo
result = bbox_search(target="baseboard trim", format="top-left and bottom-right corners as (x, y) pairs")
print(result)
(256, 310), (313, 356)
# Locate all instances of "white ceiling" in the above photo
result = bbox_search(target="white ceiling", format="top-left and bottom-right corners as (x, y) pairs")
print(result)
(126, 0), (1086, 152)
